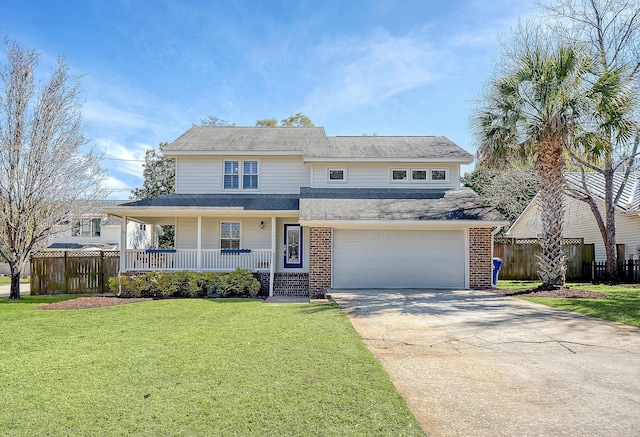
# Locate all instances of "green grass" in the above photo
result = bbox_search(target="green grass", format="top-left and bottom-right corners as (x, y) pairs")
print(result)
(0, 297), (424, 436)
(498, 280), (640, 328)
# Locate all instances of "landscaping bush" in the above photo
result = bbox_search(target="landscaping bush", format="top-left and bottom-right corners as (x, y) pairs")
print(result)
(109, 269), (260, 299)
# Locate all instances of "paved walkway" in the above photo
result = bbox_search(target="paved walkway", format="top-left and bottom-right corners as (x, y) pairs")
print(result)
(0, 283), (30, 298)
(330, 288), (640, 437)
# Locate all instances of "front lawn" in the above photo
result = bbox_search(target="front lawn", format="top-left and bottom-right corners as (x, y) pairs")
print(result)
(0, 296), (423, 436)
(497, 280), (640, 328)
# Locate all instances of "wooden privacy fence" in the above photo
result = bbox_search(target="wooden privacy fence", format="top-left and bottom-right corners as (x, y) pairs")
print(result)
(30, 250), (120, 295)
(494, 238), (593, 281)
(585, 260), (640, 283)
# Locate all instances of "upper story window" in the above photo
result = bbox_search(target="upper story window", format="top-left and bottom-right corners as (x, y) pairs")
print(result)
(72, 218), (101, 237)
(243, 161), (259, 189)
(224, 161), (239, 189)
(328, 168), (346, 182)
(392, 169), (408, 181)
(391, 168), (449, 183)
(224, 160), (258, 190)
(221, 222), (241, 249)
(411, 170), (427, 181)
(431, 169), (448, 182)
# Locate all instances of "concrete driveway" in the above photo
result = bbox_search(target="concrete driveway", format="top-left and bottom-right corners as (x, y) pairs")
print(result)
(329, 288), (640, 437)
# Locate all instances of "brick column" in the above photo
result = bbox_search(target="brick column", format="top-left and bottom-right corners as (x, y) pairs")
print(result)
(309, 227), (332, 298)
(469, 228), (493, 289)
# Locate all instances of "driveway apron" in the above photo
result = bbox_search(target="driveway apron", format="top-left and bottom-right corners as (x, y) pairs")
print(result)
(330, 288), (640, 437)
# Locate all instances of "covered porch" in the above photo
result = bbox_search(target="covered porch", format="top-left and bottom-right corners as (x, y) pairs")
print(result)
(103, 194), (306, 296)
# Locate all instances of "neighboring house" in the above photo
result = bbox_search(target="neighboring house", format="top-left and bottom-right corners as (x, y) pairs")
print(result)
(104, 126), (506, 297)
(47, 200), (155, 251)
(508, 172), (640, 261)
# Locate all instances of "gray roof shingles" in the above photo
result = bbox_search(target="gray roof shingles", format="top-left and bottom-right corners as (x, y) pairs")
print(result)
(163, 126), (329, 153)
(299, 188), (505, 222)
(120, 193), (300, 211)
(162, 126), (472, 161)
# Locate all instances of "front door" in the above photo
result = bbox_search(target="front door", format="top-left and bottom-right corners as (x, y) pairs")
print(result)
(284, 224), (303, 268)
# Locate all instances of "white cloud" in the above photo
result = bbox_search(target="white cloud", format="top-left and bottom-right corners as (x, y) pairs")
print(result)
(97, 138), (148, 169)
(304, 28), (443, 117)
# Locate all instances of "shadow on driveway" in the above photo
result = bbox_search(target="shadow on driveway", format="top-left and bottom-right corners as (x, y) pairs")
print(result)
(330, 288), (640, 437)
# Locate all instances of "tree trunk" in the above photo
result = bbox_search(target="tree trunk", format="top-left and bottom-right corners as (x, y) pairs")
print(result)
(9, 269), (21, 300)
(536, 138), (566, 289)
(603, 167), (619, 283)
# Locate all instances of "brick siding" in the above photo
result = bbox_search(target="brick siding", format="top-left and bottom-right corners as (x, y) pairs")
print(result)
(309, 227), (332, 298)
(469, 228), (493, 289)
(254, 272), (310, 296)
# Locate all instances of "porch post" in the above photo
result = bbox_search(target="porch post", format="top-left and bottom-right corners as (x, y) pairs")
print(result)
(269, 216), (276, 297)
(197, 216), (202, 272)
(120, 215), (127, 273)
(149, 224), (156, 248)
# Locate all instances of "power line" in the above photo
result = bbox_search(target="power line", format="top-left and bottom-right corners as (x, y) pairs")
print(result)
(100, 157), (145, 162)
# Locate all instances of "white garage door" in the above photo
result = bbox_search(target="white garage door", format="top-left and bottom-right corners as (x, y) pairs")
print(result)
(333, 229), (466, 288)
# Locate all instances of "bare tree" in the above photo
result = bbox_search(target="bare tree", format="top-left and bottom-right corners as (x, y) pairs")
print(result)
(540, 0), (640, 282)
(0, 39), (104, 299)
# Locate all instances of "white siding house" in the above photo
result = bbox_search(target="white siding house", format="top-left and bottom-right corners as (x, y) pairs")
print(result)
(508, 172), (640, 261)
(104, 126), (506, 297)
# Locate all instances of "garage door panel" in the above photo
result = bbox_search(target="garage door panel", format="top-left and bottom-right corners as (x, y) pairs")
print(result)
(333, 229), (465, 288)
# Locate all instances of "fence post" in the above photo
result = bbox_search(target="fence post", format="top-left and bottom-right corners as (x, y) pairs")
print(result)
(100, 250), (105, 293)
(591, 261), (595, 283)
(63, 251), (68, 294)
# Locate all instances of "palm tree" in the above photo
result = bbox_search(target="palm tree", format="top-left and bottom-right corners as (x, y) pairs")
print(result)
(473, 45), (592, 289)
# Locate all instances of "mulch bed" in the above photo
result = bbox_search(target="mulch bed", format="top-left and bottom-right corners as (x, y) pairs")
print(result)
(37, 297), (152, 310)
(36, 287), (610, 310)
(491, 287), (609, 299)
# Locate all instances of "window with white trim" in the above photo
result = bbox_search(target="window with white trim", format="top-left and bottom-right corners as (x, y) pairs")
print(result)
(328, 168), (346, 182)
(72, 218), (101, 237)
(224, 160), (258, 190)
(391, 169), (408, 181)
(220, 222), (241, 249)
(223, 161), (239, 189)
(243, 161), (258, 189)
(431, 169), (448, 181)
(411, 169), (427, 181)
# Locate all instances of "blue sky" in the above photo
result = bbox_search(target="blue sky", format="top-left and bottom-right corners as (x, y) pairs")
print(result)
(0, 0), (537, 199)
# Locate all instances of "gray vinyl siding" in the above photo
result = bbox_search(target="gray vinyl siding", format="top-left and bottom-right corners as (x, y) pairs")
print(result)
(175, 156), (309, 194)
(175, 217), (198, 249)
(175, 217), (273, 250)
(175, 157), (221, 193)
(311, 162), (460, 189)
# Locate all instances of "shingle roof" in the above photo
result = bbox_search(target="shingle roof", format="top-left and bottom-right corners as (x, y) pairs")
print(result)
(310, 136), (474, 161)
(162, 126), (329, 153)
(117, 193), (300, 210)
(299, 188), (505, 222)
(565, 172), (640, 212)
(162, 126), (472, 161)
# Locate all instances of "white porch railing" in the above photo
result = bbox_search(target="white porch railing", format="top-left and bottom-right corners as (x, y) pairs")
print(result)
(124, 249), (273, 272)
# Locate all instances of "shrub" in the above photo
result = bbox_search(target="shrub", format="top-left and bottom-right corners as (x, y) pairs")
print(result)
(109, 269), (260, 299)
(220, 268), (261, 298)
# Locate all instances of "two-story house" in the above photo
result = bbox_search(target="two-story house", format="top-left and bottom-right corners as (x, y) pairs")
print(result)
(104, 126), (506, 297)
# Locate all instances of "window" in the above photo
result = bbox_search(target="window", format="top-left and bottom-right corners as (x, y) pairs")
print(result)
(328, 168), (345, 182)
(72, 218), (101, 237)
(221, 222), (241, 249)
(411, 170), (427, 181)
(243, 161), (258, 189)
(392, 169), (408, 181)
(224, 161), (239, 189)
(431, 169), (448, 181)
(224, 160), (258, 190)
